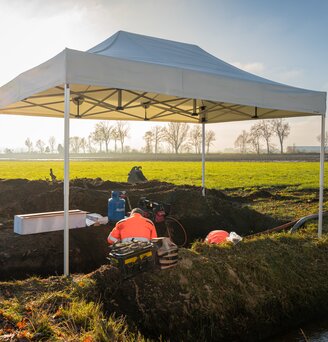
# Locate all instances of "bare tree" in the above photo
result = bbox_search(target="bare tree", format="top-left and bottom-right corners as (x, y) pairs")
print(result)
(317, 131), (328, 147)
(248, 123), (262, 154)
(111, 128), (119, 153)
(70, 137), (82, 153)
(143, 131), (154, 153)
(80, 137), (88, 153)
(35, 139), (45, 153)
(57, 144), (64, 154)
(91, 130), (103, 152)
(259, 120), (274, 154)
(93, 121), (113, 153)
(48, 136), (56, 153)
(189, 125), (202, 154)
(25, 138), (33, 153)
(163, 122), (190, 154)
(205, 129), (216, 153)
(183, 143), (193, 153)
(116, 121), (130, 152)
(272, 119), (290, 154)
(151, 126), (165, 154)
(234, 130), (249, 153)
(87, 134), (95, 153)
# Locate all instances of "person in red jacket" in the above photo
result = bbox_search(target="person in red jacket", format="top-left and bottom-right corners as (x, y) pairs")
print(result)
(107, 208), (157, 245)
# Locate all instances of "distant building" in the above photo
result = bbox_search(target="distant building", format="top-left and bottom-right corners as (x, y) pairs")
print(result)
(287, 145), (321, 153)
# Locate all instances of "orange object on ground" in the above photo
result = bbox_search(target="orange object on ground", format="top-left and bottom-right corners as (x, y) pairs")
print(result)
(107, 212), (157, 244)
(205, 230), (229, 244)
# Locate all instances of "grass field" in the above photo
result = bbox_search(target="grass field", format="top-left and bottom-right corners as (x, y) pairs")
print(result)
(0, 161), (327, 341)
(0, 160), (326, 190)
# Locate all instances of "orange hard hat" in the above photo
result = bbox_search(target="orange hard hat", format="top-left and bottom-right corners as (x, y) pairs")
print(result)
(205, 230), (229, 244)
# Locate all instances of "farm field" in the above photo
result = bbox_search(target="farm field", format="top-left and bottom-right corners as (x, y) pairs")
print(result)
(0, 160), (326, 190)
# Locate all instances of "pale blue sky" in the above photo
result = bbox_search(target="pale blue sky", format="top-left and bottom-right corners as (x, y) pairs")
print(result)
(0, 0), (327, 151)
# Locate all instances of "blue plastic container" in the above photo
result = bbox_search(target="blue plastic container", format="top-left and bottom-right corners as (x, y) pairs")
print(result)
(108, 191), (126, 222)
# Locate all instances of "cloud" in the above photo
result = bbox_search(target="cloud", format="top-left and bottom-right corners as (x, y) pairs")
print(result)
(231, 62), (265, 74)
(274, 69), (303, 84)
(231, 62), (305, 87)
(3, 0), (101, 18)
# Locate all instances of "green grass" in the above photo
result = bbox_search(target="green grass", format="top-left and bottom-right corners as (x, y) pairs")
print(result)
(0, 276), (147, 341)
(0, 160), (326, 190)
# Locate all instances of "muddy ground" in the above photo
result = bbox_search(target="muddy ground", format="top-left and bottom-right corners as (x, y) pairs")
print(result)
(0, 178), (283, 280)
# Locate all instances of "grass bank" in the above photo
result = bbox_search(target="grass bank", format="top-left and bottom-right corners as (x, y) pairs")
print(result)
(1, 226), (328, 341)
(0, 160), (326, 189)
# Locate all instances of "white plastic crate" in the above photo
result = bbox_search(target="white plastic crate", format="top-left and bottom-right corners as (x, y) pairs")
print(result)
(14, 210), (87, 235)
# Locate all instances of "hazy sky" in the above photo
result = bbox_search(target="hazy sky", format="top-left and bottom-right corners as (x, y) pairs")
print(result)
(0, 0), (327, 152)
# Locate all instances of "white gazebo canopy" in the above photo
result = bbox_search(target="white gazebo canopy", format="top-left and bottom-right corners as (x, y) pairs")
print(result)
(0, 31), (326, 275)
(0, 30), (325, 122)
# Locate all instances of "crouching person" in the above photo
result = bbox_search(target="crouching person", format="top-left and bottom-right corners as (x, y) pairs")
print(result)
(107, 208), (157, 245)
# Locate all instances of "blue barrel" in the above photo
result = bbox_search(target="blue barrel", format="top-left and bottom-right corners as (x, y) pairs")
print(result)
(108, 191), (126, 222)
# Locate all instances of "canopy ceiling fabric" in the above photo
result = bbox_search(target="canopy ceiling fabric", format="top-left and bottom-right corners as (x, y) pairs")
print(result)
(0, 31), (326, 123)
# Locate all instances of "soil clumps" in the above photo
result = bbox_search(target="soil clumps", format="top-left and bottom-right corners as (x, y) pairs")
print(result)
(0, 178), (281, 280)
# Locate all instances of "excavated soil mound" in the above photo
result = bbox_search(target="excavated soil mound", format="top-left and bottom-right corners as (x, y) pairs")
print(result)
(87, 235), (328, 342)
(0, 178), (281, 280)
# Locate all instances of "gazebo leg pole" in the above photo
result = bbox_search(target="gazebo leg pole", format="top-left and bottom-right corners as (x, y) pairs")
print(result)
(64, 84), (70, 275)
(318, 113), (326, 238)
(202, 121), (206, 197)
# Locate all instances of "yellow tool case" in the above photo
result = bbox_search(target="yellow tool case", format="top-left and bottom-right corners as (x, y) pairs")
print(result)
(107, 240), (156, 278)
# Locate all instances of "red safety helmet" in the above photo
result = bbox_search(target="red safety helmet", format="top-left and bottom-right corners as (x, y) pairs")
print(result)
(205, 230), (229, 244)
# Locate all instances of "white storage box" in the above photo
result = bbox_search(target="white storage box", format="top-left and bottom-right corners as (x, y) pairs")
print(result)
(14, 210), (87, 235)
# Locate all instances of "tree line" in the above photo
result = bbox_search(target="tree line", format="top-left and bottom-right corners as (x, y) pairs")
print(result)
(23, 121), (130, 154)
(143, 123), (216, 154)
(19, 121), (216, 154)
(234, 119), (290, 154)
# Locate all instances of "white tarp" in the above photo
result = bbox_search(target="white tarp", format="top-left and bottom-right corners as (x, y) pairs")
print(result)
(0, 31), (326, 122)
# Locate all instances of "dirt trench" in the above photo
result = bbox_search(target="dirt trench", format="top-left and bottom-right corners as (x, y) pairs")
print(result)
(0, 178), (281, 280)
